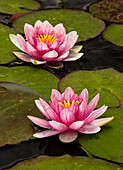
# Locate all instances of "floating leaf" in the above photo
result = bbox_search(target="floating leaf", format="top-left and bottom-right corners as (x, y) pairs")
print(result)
(103, 24), (123, 47)
(0, 24), (18, 64)
(0, 66), (59, 98)
(0, 82), (48, 147)
(78, 108), (123, 163)
(13, 9), (105, 41)
(11, 155), (122, 169)
(0, 0), (40, 15)
(89, 0), (123, 24)
(59, 68), (123, 107)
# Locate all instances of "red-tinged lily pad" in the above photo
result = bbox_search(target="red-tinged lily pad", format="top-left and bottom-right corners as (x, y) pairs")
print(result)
(59, 68), (123, 108)
(78, 108), (123, 163)
(89, 0), (123, 24)
(12, 9), (105, 41)
(0, 24), (18, 64)
(11, 155), (122, 170)
(0, 0), (40, 15)
(103, 24), (123, 47)
(0, 81), (48, 147)
(0, 66), (59, 98)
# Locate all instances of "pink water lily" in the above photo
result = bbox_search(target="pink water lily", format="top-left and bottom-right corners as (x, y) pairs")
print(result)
(9, 20), (83, 65)
(28, 87), (114, 143)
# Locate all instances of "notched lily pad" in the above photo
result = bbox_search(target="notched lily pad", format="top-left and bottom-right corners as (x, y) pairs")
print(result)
(0, 66), (59, 98)
(11, 155), (122, 169)
(78, 108), (123, 163)
(0, 81), (48, 147)
(89, 0), (123, 24)
(0, 24), (18, 64)
(0, 0), (40, 15)
(59, 68), (123, 107)
(103, 24), (123, 47)
(13, 9), (105, 41)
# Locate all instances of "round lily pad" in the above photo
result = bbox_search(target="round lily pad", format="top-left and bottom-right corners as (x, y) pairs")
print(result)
(0, 81), (47, 147)
(13, 9), (105, 41)
(103, 24), (123, 47)
(59, 68), (123, 108)
(78, 108), (123, 163)
(11, 155), (122, 169)
(0, 24), (18, 64)
(89, 0), (123, 24)
(0, 66), (59, 98)
(0, 0), (40, 15)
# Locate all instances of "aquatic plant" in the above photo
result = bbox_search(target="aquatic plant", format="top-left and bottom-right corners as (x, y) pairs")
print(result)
(28, 87), (114, 143)
(9, 20), (83, 65)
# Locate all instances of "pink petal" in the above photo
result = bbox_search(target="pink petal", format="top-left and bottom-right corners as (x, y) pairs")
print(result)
(59, 130), (78, 143)
(69, 102), (79, 115)
(9, 34), (23, 51)
(79, 88), (88, 103)
(24, 23), (36, 47)
(34, 20), (43, 30)
(49, 121), (68, 132)
(76, 99), (87, 120)
(58, 40), (67, 54)
(42, 20), (54, 35)
(85, 93), (100, 119)
(33, 129), (60, 138)
(30, 59), (47, 65)
(42, 50), (58, 61)
(62, 87), (74, 101)
(26, 42), (41, 60)
(69, 121), (84, 130)
(39, 98), (61, 122)
(17, 34), (27, 53)
(63, 53), (84, 61)
(60, 109), (75, 126)
(54, 23), (66, 44)
(64, 31), (78, 52)
(54, 51), (69, 61)
(36, 41), (49, 55)
(13, 52), (34, 62)
(78, 125), (101, 134)
(84, 105), (108, 125)
(91, 116), (114, 127)
(50, 40), (59, 50)
(51, 89), (62, 101)
(27, 115), (52, 128)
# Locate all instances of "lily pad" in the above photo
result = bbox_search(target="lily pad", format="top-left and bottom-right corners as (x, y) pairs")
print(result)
(103, 24), (123, 47)
(11, 155), (122, 169)
(0, 81), (47, 147)
(0, 24), (18, 64)
(89, 0), (123, 24)
(59, 68), (123, 108)
(13, 9), (105, 41)
(78, 108), (123, 163)
(0, 66), (59, 98)
(0, 0), (40, 15)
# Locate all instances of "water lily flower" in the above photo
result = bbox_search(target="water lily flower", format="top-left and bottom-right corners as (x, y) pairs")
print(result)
(9, 20), (83, 65)
(28, 87), (114, 143)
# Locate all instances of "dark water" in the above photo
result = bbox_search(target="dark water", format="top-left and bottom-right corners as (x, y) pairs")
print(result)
(0, 0), (123, 169)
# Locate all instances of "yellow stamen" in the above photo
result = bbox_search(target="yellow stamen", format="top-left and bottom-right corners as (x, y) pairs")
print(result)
(58, 99), (80, 109)
(37, 34), (56, 44)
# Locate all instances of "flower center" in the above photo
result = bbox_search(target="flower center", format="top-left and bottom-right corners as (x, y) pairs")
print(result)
(37, 34), (56, 44)
(58, 100), (80, 109)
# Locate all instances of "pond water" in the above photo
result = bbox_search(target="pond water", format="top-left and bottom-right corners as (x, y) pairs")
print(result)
(0, 0), (123, 169)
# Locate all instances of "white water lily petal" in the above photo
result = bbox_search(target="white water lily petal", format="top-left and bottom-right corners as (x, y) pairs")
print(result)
(63, 53), (84, 61)
(70, 45), (83, 53)
(13, 52), (34, 62)
(91, 116), (114, 127)
(9, 34), (23, 51)
(33, 129), (60, 138)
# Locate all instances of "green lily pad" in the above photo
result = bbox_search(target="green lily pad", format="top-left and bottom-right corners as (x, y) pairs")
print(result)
(59, 68), (123, 108)
(0, 24), (18, 64)
(89, 0), (123, 24)
(103, 24), (123, 47)
(0, 81), (48, 147)
(13, 9), (105, 41)
(11, 155), (122, 170)
(78, 108), (123, 163)
(0, 0), (40, 15)
(0, 66), (59, 98)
